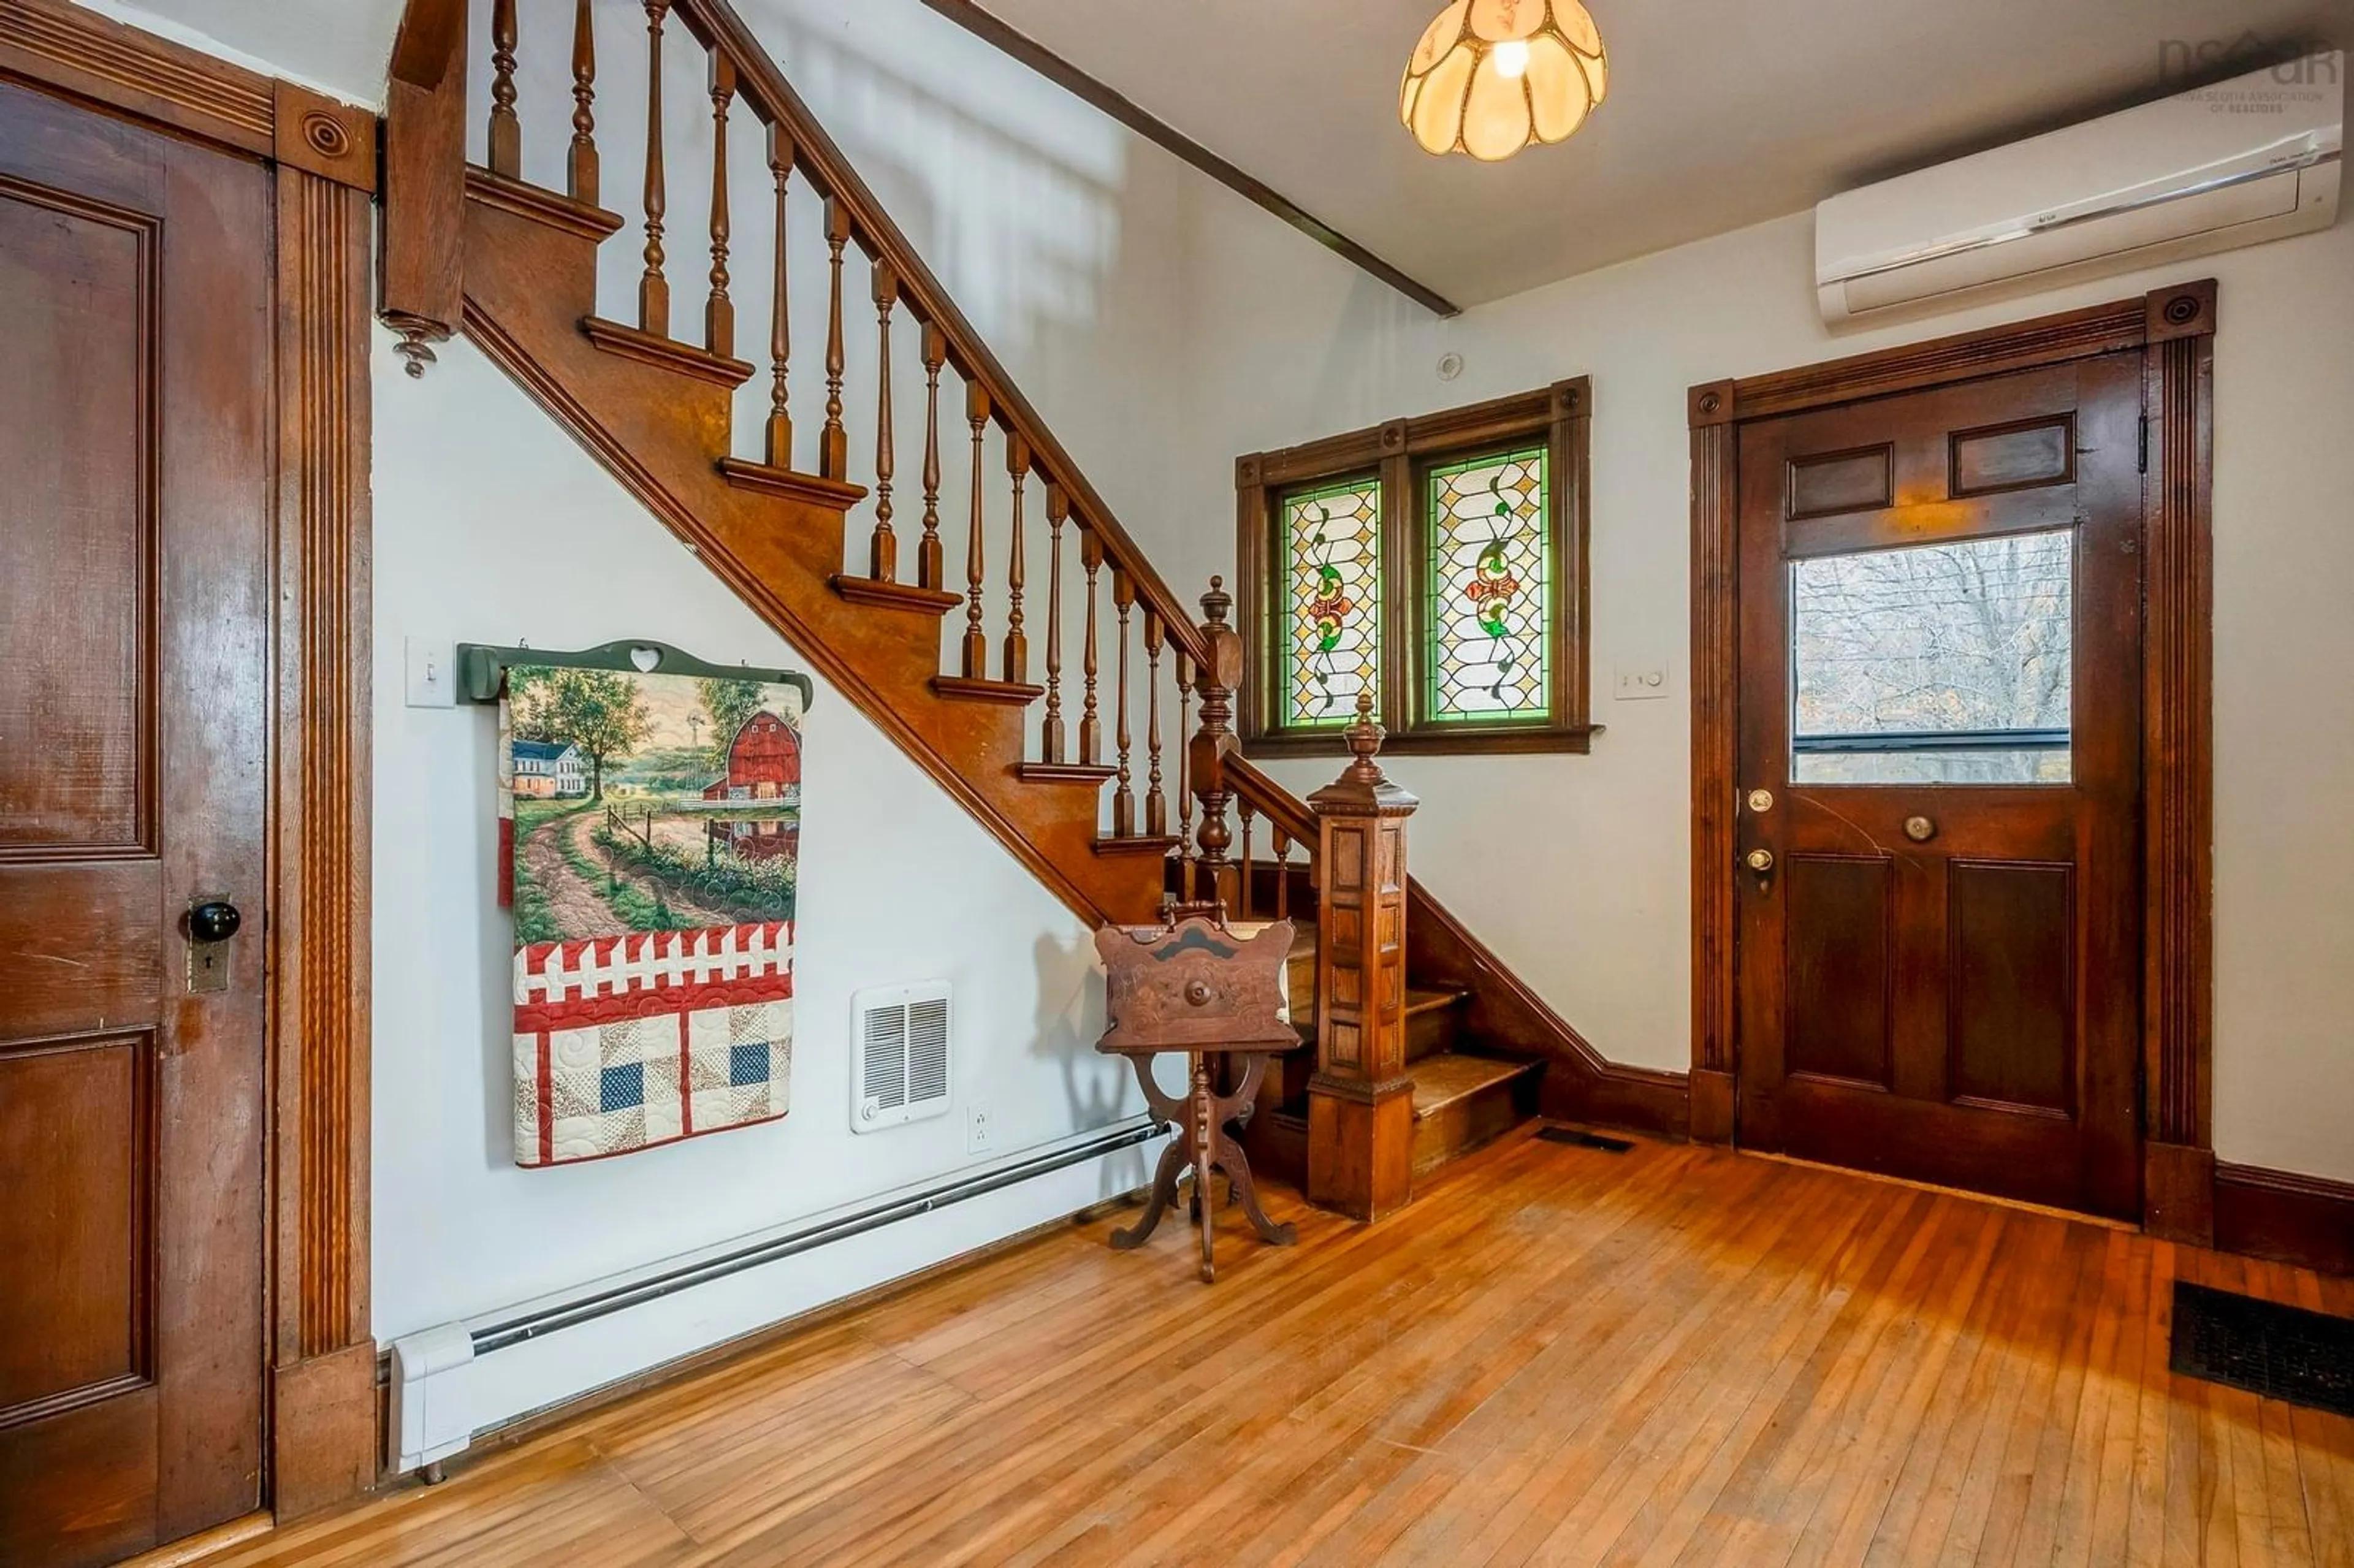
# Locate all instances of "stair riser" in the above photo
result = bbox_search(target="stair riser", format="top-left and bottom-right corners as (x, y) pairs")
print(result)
(1411, 1068), (1541, 1177)
(1406, 999), (1467, 1064)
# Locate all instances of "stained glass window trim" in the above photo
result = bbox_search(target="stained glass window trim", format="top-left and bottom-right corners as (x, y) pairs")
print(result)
(1420, 443), (1554, 726)
(1276, 473), (1384, 730)
(1239, 378), (1594, 756)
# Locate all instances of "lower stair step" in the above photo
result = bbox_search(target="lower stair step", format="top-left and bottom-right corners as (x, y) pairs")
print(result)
(1410, 1053), (1542, 1176)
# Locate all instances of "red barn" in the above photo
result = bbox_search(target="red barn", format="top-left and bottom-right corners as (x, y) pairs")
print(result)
(703, 710), (801, 801)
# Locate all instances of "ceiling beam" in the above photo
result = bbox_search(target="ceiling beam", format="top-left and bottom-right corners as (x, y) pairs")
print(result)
(916, 0), (1461, 318)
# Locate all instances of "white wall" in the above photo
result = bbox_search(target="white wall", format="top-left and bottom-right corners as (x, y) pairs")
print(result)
(1136, 197), (2354, 1184)
(370, 330), (1151, 1358)
(363, 0), (1219, 1409)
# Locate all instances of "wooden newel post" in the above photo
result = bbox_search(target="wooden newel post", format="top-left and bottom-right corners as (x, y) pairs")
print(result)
(1187, 576), (1243, 911)
(1305, 693), (1419, 1222)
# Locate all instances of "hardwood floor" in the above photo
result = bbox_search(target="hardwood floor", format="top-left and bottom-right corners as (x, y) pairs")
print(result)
(197, 1128), (2353, 1567)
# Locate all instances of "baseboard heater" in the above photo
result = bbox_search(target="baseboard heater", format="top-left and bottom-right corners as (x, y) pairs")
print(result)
(390, 1118), (1164, 1472)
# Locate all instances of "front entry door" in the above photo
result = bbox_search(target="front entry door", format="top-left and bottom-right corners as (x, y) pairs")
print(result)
(1732, 354), (2143, 1218)
(0, 83), (272, 1565)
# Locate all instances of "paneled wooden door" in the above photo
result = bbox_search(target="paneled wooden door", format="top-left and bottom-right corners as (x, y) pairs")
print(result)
(1732, 354), (2143, 1218)
(0, 82), (272, 1566)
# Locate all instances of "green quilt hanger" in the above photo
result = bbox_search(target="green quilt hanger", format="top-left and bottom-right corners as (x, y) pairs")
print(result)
(454, 639), (815, 710)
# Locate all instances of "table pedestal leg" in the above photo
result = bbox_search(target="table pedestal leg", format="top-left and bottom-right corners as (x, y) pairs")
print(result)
(1110, 1139), (1186, 1250)
(1104, 1048), (1297, 1279)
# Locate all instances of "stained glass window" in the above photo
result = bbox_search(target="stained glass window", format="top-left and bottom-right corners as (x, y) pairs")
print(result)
(1279, 476), (1383, 727)
(1425, 445), (1550, 721)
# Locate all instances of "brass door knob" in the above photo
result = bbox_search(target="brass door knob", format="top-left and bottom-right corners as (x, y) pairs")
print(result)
(1743, 848), (1775, 873)
(1903, 815), (1937, 843)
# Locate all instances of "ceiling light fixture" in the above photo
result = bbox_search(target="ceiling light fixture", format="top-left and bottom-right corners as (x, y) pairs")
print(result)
(1401, 0), (1609, 162)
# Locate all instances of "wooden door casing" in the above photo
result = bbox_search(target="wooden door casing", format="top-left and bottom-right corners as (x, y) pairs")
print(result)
(0, 80), (273, 1566)
(1730, 355), (2146, 1219)
(1689, 284), (2219, 1236)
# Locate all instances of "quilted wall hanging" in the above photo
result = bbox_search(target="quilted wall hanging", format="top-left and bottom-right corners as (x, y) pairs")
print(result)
(470, 641), (810, 1168)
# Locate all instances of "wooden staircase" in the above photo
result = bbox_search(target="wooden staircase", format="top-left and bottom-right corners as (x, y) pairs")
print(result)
(377, 0), (1646, 1208)
(1265, 924), (1542, 1180)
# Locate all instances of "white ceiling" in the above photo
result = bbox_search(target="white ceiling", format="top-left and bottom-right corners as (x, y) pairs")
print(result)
(980, 0), (2353, 306)
(101, 0), (2353, 308)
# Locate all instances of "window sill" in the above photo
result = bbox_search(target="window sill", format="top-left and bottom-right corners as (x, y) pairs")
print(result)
(1242, 724), (1601, 759)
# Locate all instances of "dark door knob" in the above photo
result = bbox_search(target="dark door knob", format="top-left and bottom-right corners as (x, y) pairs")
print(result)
(188, 900), (242, 943)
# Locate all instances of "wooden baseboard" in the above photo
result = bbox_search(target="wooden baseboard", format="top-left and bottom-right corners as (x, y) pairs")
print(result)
(1540, 1062), (1692, 1143)
(2215, 1162), (2354, 1276)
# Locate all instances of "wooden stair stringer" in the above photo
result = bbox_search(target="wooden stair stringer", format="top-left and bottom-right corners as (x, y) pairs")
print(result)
(457, 192), (1162, 926)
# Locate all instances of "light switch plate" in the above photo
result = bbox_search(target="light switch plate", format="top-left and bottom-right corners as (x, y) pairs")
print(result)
(1613, 658), (1670, 701)
(405, 636), (456, 708)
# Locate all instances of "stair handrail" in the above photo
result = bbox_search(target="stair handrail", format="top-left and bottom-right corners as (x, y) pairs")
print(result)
(670, 0), (1211, 672)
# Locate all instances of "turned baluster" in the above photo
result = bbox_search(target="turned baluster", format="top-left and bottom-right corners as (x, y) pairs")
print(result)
(1237, 802), (1257, 918)
(919, 325), (947, 590)
(1003, 435), (1031, 683)
(762, 126), (794, 466)
(1041, 485), (1068, 762)
(960, 382), (991, 678)
(1078, 530), (1103, 764)
(1112, 571), (1135, 836)
(1271, 828), (1292, 920)
(1143, 611), (1167, 835)
(638, 1), (669, 335)
(568, 0), (598, 202)
(1189, 578), (1242, 910)
(1176, 650), (1196, 902)
(704, 52), (736, 357)
(820, 199), (851, 480)
(868, 264), (899, 581)
(489, 0), (520, 178)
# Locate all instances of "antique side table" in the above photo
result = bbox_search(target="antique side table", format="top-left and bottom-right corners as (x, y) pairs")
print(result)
(1094, 915), (1301, 1282)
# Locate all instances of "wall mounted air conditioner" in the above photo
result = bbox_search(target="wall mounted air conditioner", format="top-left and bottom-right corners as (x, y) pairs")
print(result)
(850, 981), (951, 1132)
(1817, 52), (2342, 324)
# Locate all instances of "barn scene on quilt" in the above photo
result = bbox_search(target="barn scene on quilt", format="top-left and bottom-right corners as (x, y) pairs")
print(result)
(497, 664), (802, 1167)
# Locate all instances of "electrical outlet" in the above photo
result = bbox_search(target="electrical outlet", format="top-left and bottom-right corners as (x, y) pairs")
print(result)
(1613, 658), (1670, 701)
(966, 1102), (992, 1155)
(405, 636), (457, 708)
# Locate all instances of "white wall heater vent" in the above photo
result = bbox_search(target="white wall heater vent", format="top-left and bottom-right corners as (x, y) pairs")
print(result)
(851, 981), (952, 1132)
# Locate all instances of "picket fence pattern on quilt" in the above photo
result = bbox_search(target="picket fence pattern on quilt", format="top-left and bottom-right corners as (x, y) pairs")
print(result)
(498, 663), (801, 1166)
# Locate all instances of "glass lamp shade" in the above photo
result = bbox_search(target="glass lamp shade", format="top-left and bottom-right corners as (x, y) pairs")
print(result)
(1401, 0), (1609, 161)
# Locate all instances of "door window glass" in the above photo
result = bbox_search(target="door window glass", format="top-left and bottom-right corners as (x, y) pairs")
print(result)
(1789, 530), (2073, 785)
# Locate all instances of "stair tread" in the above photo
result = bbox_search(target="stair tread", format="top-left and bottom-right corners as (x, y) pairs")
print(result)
(722, 460), (866, 506)
(1093, 834), (1182, 857)
(580, 316), (756, 387)
(931, 675), (1045, 705)
(1404, 987), (1468, 1015)
(1411, 1053), (1541, 1119)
